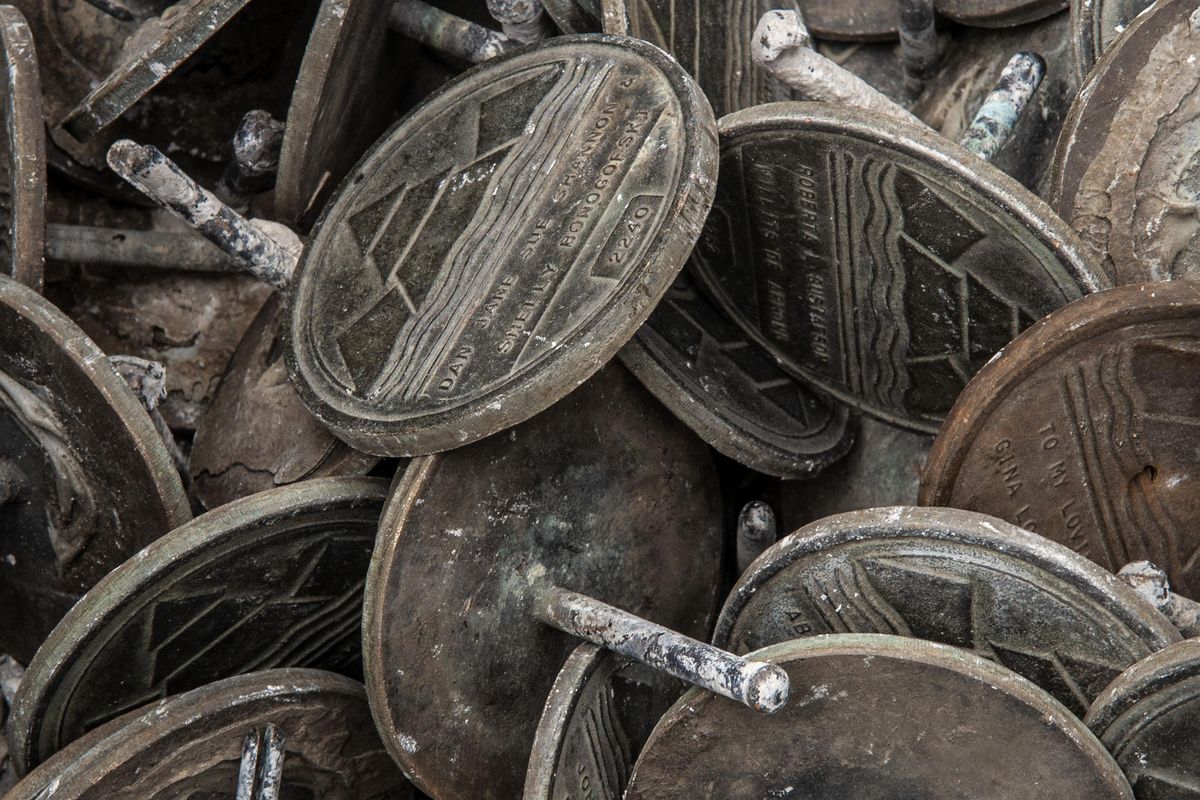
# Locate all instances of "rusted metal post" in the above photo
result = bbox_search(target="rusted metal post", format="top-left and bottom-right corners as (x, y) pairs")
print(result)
(236, 724), (286, 800)
(486, 0), (549, 42)
(1119, 562), (1200, 638)
(389, 0), (518, 63)
(736, 501), (778, 574)
(960, 52), (1045, 161)
(897, 0), (939, 96)
(219, 110), (286, 207)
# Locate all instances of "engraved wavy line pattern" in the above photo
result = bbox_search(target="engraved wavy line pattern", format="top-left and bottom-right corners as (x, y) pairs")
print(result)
(859, 159), (907, 411)
(582, 684), (630, 800)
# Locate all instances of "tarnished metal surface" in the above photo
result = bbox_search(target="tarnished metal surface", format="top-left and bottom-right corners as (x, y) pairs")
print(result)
(898, 0), (938, 94)
(736, 500), (777, 574)
(286, 35), (717, 456)
(235, 724), (285, 800)
(1119, 562), (1200, 638)
(1070, 0), (1155, 79)
(388, 0), (517, 62)
(959, 52), (1045, 161)
(0, 6), (45, 292)
(796, 0), (897, 41)
(937, 0), (1067, 27)
(542, 0), (599, 31)
(624, 636), (1133, 799)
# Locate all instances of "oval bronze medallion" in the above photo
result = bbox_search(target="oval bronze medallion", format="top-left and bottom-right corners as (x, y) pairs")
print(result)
(1053, 0), (1200, 284)
(8, 476), (386, 775)
(690, 102), (1106, 434)
(286, 35), (717, 456)
(921, 282), (1200, 597)
(624, 635), (1133, 800)
(0, 6), (45, 292)
(6, 669), (410, 800)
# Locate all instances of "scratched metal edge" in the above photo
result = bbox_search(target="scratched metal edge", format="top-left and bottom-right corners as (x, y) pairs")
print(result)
(0, 6), (46, 293)
(935, 0), (1068, 26)
(1084, 639), (1200, 743)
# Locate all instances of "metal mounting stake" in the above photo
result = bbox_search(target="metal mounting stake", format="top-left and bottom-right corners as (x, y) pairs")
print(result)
(959, 52), (1045, 161)
(235, 724), (286, 800)
(389, 0), (518, 63)
(897, 0), (939, 96)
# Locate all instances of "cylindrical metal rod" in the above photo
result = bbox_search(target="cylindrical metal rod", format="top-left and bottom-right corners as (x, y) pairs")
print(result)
(219, 110), (286, 206)
(736, 500), (778, 574)
(897, 0), (939, 96)
(46, 225), (241, 272)
(106, 140), (296, 290)
(959, 52), (1045, 161)
(389, 0), (518, 63)
(1119, 562), (1200, 638)
(83, 0), (135, 21)
(486, 0), (549, 42)
(535, 585), (790, 713)
(752, 10), (925, 127)
(236, 724), (286, 800)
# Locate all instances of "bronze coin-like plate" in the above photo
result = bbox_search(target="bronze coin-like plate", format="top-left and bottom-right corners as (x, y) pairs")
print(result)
(1052, 0), (1200, 284)
(817, 40), (907, 102)
(690, 102), (1106, 434)
(543, 0), (600, 32)
(799, 0), (898, 41)
(921, 282), (1200, 596)
(191, 296), (379, 510)
(937, 0), (1068, 26)
(286, 35), (717, 456)
(8, 477), (386, 774)
(363, 363), (723, 800)
(714, 506), (1179, 715)
(619, 271), (854, 479)
(6, 669), (410, 799)
(0, 275), (190, 664)
(1070, 0), (1155, 81)
(0, 6), (45, 292)
(1085, 640), (1200, 796)
(524, 643), (682, 800)
(625, 635), (1133, 799)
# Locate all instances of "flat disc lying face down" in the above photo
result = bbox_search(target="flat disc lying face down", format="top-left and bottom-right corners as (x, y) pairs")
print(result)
(8, 476), (387, 774)
(624, 635), (1133, 800)
(714, 506), (1179, 716)
(363, 363), (724, 800)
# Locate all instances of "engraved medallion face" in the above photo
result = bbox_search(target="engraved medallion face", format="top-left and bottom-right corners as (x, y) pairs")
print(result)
(363, 364), (723, 800)
(1085, 641), (1200, 797)
(921, 282), (1200, 598)
(619, 271), (853, 479)
(0, 276), (190, 664)
(6, 669), (410, 800)
(625, 636), (1133, 800)
(690, 103), (1106, 434)
(542, 0), (600, 32)
(191, 297), (379, 510)
(0, 6), (45, 292)
(8, 477), (386, 774)
(604, 0), (799, 117)
(1053, 0), (1200, 285)
(286, 35), (717, 456)
(714, 507), (1179, 716)
(524, 644), (682, 800)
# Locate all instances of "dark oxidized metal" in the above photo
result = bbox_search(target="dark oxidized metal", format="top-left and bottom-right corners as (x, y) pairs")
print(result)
(816, 39), (908, 105)
(619, 271), (853, 479)
(921, 282), (1200, 597)
(1119, 562), (1200, 638)
(5, 669), (410, 799)
(190, 296), (379, 510)
(736, 500), (778, 574)
(690, 101), (1107, 434)
(937, 0), (1067, 27)
(8, 477), (386, 773)
(0, 275), (190, 663)
(625, 636), (1133, 800)
(0, 6), (44, 292)
(714, 506), (1179, 715)
(388, 0), (517, 62)
(796, 0), (898, 41)
(235, 724), (285, 800)
(363, 363), (725, 800)
(1070, 0), (1156, 79)
(1052, 0), (1200, 285)
(542, 0), (599, 31)
(959, 51), (1045, 162)
(898, 0), (938, 95)
(523, 644), (683, 800)
(217, 109), (284, 207)
(286, 35), (717, 457)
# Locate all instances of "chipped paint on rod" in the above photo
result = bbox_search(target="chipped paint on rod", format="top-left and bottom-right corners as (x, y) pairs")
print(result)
(960, 51), (1046, 162)
(221, 110), (286, 203)
(82, 0), (135, 21)
(536, 585), (790, 713)
(897, 0), (939, 95)
(752, 10), (925, 128)
(106, 140), (296, 290)
(236, 724), (286, 800)
(1119, 562), (1200, 638)
(389, 0), (518, 63)
(45, 224), (242, 272)
(486, 0), (549, 43)
(736, 500), (778, 574)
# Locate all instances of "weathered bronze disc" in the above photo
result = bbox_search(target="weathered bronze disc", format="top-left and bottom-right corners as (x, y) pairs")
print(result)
(1085, 640), (1200, 796)
(1052, 0), (1200, 284)
(8, 476), (386, 774)
(602, 0), (799, 116)
(936, 0), (1067, 27)
(362, 363), (723, 800)
(689, 102), (1106, 434)
(543, 0), (600, 32)
(285, 35), (717, 456)
(524, 643), (683, 800)
(191, 296), (379, 510)
(714, 506), (1179, 715)
(619, 271), (853, 479)
(1069, 0), (1155, 81)
(0, 6), (45, 292)
(0, 275), (190, 663)
(624, 635), (1133, 800)
(6, 668), (410, 800)
(921, 282), (1200, 596)
(275, 0), (416, 229)
(798, 0), (898, 41)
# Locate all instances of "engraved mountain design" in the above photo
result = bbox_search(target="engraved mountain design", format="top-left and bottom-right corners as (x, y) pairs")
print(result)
(572, 682), (634, 799)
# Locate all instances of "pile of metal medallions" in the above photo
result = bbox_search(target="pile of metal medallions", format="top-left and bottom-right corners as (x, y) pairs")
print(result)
(0, 0), (1197, 795)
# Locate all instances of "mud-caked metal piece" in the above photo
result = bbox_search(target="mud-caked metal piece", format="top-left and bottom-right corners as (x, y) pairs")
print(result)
(0, 7), (45, 292)
(363, 364), (725, 800)
(236, 724), (285, 800)
(542, 0), (600, 30)
(898, 0), (938, 95)
(8, 477), (386, 773)
(960, 51), (1045, 161)
(619, 272), (854, 479)
(488, 0), (550, 42)
(218, 110), (284, 207)
(108, 355), (187, 477)
(286, 36), (717, 457)
(1071, 0), (1155, 79)
(921, 282), (1200, 597)
(1053, 0), (1200, 285)
(736, 500), (777, 574)
(190, 296), (379, 510)
(625, 635), (1134, 800)
(1086, 640), (1200, 796)
(389, 0), (517, 62)
(1119, 562), (1200, 638)
(5, 669), (410, 799)
(715, 507), (1179, 715)
(0, 276), (190, 664)
(690, 102), (1106, 434)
